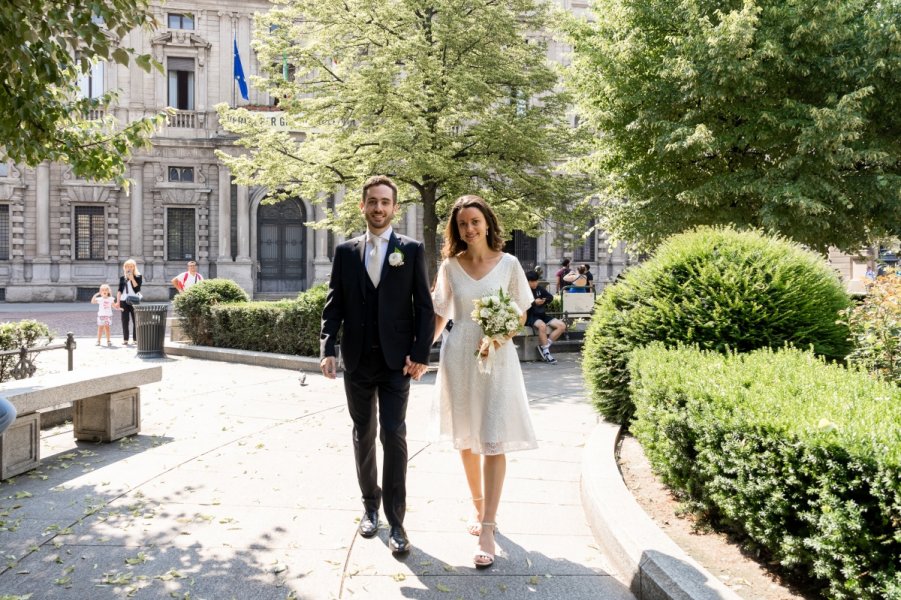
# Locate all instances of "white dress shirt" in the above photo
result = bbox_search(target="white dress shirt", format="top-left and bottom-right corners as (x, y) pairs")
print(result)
(365, 226), (392, 272)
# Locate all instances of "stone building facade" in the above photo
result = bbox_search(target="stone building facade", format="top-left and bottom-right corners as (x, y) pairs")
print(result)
(0, 0), (634, 303)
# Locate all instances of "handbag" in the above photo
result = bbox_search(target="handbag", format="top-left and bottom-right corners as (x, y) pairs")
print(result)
(124, 294), (142, 306)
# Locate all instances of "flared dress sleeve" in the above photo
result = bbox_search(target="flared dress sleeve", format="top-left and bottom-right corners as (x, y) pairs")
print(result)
(431, 259), (454, 320)
(508, 256), (534, 316)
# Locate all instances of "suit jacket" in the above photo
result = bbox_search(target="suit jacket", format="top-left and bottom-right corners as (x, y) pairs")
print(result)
(320, 231), (435, 372)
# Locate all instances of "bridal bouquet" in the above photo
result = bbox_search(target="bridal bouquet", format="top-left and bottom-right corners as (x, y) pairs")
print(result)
(471, 288), (522, 374)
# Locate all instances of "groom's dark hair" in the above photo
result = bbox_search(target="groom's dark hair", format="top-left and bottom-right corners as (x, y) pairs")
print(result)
(362, 175), (398, 204)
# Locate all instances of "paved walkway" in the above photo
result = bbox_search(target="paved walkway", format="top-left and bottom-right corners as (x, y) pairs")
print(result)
(0, 317), (634, 599)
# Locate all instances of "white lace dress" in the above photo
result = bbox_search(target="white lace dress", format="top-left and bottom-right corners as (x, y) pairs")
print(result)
(431, 253), (538, 455)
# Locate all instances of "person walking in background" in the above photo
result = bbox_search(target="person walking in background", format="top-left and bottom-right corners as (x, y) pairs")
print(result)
(171, 261), (204, 293)
(91, 283), (117, 347)
(555, 258), (572, 293)
(114, 259), (143, 346)
(319, 175), (435, 555)
(525, 271), (566, 364)
(431, 195), (538, 569)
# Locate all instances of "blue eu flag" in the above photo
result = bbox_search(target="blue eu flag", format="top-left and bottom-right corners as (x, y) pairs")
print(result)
(233, 39), (249, 101)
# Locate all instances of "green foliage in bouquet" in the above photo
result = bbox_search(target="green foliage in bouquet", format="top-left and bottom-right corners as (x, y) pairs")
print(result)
(582, 226), (852, 424)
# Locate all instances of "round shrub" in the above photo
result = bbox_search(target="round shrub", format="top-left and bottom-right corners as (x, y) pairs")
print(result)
(582, 226), (852, 425)
(207, 283), (328, 356)
(173, 278), (249, 345)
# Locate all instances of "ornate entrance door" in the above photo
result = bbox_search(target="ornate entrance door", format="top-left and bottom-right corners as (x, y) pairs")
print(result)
(257, 199), (306, 293)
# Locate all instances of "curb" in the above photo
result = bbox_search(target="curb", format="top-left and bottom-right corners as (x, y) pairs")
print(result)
(164, 341), (322, 372)
(581, 422), (742, 600)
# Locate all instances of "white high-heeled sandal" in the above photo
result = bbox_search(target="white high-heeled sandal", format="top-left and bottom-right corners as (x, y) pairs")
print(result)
(473, 521), (497, 569)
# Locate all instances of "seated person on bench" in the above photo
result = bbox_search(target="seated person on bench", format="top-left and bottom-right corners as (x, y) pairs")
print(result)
(525, 271), (566, 364)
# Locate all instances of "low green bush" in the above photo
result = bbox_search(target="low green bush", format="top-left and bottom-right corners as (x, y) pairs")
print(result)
(173, 279), (249, 345)
(841, 274), (901, 383)
(207, 284), (327, 356)
(582, 226), (852, 424)
(0, 320), (53, 382)
(629, 344), (901, 600)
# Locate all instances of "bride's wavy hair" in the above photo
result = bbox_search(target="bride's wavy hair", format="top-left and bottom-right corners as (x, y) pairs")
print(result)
(441, 195), (505, 259)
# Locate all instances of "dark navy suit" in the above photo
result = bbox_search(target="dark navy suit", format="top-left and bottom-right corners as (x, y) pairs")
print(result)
(320, 231), (434, 527)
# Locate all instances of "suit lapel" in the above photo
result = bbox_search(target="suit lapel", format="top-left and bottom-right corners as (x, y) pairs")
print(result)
(352, 234), (368, 296)
(380, 233), (399, 286)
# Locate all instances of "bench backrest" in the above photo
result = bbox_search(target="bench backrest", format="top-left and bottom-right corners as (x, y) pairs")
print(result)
(561, 291), (597, 316)
(0, 365), (163, 415)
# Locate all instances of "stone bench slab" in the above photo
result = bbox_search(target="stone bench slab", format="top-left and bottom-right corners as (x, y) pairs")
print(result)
(0, 365), (161, 415)
(0, 365), (162, 480)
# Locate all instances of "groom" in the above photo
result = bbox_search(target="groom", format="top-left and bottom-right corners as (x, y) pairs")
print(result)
(320, 175), (435, 554)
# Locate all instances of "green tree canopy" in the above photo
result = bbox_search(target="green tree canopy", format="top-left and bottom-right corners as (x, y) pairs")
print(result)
(217, 0), (588, 272)
(563, 0), (901, 253)
(0, 0), (164, 182)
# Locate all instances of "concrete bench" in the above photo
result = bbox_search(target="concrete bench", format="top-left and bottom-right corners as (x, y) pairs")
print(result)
(514, 325), (542, 361)
(0, 365), (162, 479)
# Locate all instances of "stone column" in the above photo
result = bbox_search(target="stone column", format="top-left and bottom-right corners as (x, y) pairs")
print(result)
(35, 162), (50, 258)
(236, 185), (250, 260)
(217, 165), (232, 261)
(313, 202), (332, 284)
(405, 204), (418, 241)
(216, 183), (253, 295)
(130, 162), (144, 259)
(31, 161), (53, 288)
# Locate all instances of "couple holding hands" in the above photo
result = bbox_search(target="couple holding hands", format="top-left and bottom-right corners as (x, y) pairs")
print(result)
(320, 176), (537, 569)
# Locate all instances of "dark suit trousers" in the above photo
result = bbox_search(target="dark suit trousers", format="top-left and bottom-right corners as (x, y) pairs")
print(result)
(344, 349), (410, 527)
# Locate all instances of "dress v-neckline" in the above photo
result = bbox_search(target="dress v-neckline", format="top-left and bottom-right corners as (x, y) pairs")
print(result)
(453, 254), (505, 282)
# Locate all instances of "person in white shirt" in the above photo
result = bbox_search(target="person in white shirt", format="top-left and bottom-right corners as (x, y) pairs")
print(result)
(91, 283), (117, 347)
(171, 261), (204, 293)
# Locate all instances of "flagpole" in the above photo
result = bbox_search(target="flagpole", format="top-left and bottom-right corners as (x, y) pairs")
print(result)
(233, 34), (237, 107)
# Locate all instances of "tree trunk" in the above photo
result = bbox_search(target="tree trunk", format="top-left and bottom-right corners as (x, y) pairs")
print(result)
(419, 184), (440, 284)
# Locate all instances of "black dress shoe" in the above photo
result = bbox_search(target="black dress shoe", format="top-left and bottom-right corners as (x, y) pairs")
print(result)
(388, 526), (411, 554)
(359, 510), (379, 538)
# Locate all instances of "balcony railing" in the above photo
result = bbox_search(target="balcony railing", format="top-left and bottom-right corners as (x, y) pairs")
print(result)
(84, 109), (106, 121)
(167, 110), (197, 128)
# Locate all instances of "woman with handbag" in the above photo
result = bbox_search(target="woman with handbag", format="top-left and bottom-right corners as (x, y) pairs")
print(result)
(114, 258), (143, 346)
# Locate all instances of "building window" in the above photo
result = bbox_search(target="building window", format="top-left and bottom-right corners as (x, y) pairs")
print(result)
(573, 220), (597, 262)
(503, 230), (538, 271)
(168, 166), (194, 183)
(0, 205), (9, 260)
(167, 57), (195, 110)
(78, 61), (105, 99)
(75, 206), (105, 260)
(168, 13), (194, 30)
(0, 162), (8, 178)
(167, 207), (195, 261)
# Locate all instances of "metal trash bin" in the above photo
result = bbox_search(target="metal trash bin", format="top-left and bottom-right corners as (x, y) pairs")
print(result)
(134, 303), (169, 358)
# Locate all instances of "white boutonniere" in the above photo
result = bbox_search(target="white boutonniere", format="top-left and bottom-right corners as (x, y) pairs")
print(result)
(388, 248), (405, 267)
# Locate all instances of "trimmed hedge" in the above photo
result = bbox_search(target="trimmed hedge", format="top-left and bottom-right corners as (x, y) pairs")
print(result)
(207, 284), (327, 356)
(629, 344), (901, 600)
(582, 226), (852, 424)
(173, 279), (250, 346)
(0, 320), (52, 382)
